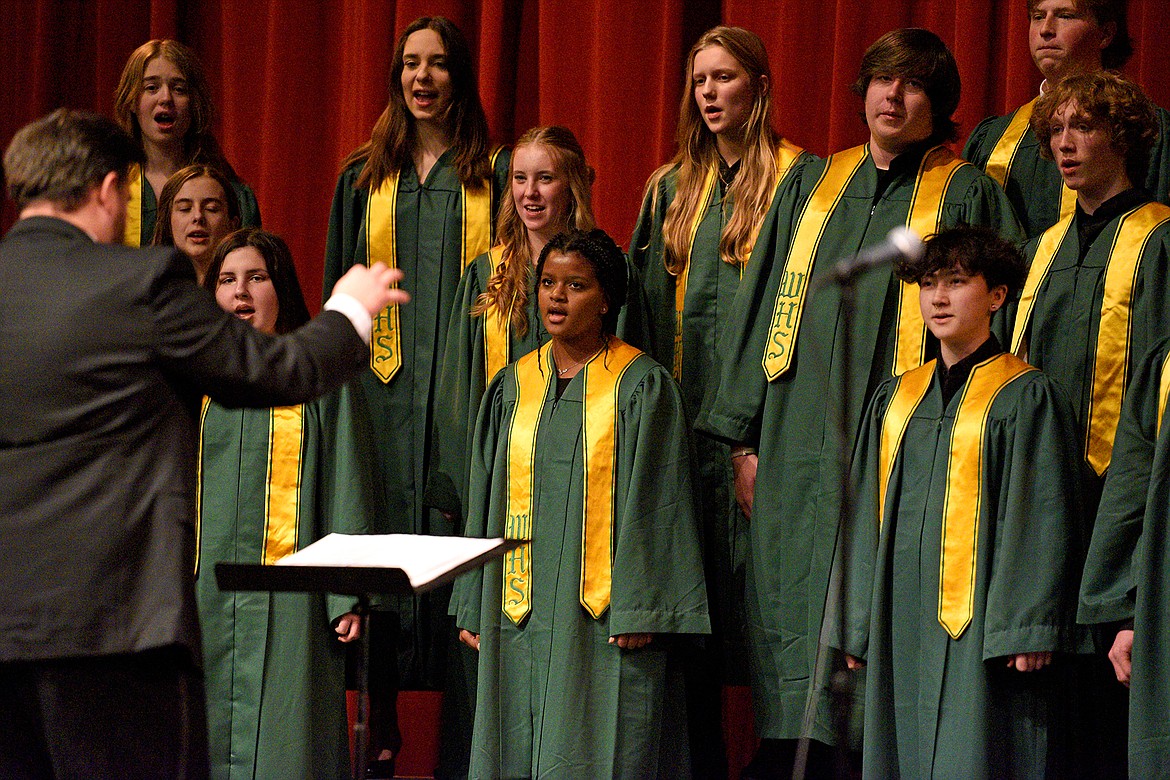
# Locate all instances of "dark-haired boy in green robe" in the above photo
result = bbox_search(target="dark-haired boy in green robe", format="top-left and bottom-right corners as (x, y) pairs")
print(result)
(832, 225), (1089, 778)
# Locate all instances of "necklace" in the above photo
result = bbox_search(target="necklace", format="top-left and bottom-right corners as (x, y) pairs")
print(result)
(554, 340), (605, 377)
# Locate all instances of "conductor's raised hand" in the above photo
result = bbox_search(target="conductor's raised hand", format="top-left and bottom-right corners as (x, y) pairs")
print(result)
(333, 262), (410, 315)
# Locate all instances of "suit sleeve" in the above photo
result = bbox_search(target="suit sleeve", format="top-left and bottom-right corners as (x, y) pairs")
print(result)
(150, 249), (367, 407)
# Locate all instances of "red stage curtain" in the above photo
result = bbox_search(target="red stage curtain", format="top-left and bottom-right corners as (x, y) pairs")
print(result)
(3, 0), (1170, 309)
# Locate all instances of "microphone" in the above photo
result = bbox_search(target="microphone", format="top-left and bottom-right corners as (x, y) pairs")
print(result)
(815, 226), (926, 288)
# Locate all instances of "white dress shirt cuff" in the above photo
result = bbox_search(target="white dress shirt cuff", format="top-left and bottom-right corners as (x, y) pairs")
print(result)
(323, 294), (373, 345)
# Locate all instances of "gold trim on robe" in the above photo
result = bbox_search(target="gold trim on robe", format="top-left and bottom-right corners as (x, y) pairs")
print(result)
(503, 339), (642, 623)
(481, 246), (512, 385)
(123, 163), (144, 247)
(262, 406), (305, 565)
(763, 145), (868, 380)
(1014, 203), (1170, 474)
(367, 147), (503, 383)
(194, 396), (212, 576)
(878, 362), (935, 530)
(579, 340), (641, 617)
(982, 98), (1076, 222)
(892, 147), (968, 376)
(876, 354), (1036, 639)
(673, 141), (804, 381)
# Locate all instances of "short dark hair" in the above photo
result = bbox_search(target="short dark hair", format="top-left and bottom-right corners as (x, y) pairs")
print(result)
(852, 28), (962, 144)
(4, 109), (143, 211)
(1031, 70), (1157, 187)
(535, 228), (628, 336)
(203, 228), (311, 334)
(896, 225), (1028, 297)
(1026, 0), (1132, 69)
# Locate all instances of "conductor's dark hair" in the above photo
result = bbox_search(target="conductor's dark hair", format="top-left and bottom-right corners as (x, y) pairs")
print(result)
(4, 109), (143, 210)
(852, 28), (962, 144)
(896, 225), (1029, 297)
(203, 227), (312, 334)
(535, 228), (628, 336)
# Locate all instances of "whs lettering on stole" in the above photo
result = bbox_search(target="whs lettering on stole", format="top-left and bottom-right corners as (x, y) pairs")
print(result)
(503, 510), (533, 624)
(765, 268), (808, 370)
(371, 307), (398, 381)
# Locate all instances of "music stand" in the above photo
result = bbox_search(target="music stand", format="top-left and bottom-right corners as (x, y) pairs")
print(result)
(216, 537), (520, 780)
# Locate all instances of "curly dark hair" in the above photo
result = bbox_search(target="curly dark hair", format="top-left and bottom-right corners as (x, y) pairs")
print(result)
(1031, 70), (1158, 187)
(534, 228), (628, 336)
(896, 225), (1028, 298)
(851, 28), (961, 145)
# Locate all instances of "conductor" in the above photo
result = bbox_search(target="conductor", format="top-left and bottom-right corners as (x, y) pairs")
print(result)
(0, 109), (408, 779)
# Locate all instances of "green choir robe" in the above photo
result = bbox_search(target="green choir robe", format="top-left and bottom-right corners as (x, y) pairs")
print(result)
(134, 177), (261, 246)
(452, 344), (711, 779)
(697, 143), (1023, 743)
(1079, 338), (1170, 776)
(322, 147), (510, 686)
(836, 352), (1088, 779)
(196, 383), (378, 780)
(629, 157), (810, 677)
(1016, 194), (1170, 498)
(427, 250), (648, 520)
(963, 104), (1170, 239)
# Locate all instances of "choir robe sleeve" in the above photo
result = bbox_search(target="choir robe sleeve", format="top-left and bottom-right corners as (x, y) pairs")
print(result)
(1079, 340), (1170, 625)
(627, 170), (677, 366)
(829, 377), (897, 662)
(608, 364), (710, 637)
(980, 374), (1090, 658)
(449, 367), (511, 637)
(314, 381), (381, 621)
(322, 163), (366, 302)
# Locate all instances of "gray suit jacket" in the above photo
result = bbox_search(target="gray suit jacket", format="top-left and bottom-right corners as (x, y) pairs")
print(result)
(0, 216), (367, 665)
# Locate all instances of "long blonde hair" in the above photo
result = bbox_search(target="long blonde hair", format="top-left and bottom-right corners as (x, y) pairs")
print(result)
(643, 26), (783, 275)
(469, 126), (595, 337)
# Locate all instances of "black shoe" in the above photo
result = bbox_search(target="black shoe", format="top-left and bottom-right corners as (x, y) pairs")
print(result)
(366, 757), (396, 779)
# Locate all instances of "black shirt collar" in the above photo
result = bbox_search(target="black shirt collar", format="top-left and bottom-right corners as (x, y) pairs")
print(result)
(937, 334), (1002, 408)
(1076, 187), (1151, 260)
(718, 156), (741, 189)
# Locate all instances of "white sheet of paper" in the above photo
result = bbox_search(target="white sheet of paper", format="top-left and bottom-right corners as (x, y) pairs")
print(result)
(275, 533), (508, 590)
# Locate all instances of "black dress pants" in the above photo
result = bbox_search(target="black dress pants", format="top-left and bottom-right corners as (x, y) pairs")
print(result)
(0, 645), (208, 780)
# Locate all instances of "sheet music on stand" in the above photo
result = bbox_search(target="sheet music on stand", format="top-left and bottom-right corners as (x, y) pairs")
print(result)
(215, 533), (519, 780)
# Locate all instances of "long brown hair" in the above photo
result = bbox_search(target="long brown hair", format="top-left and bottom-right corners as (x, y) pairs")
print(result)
(151, 164), (241, 247)
(204, 228), (311, 334)
(113, 39), (240, 181)
(642, 26), (783, 275)
(469, 126), (595, 337)
(341, 16), (492, 189)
